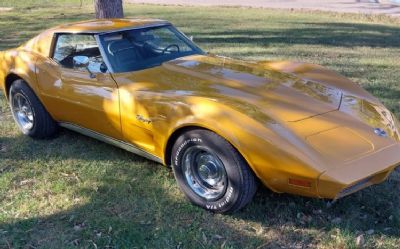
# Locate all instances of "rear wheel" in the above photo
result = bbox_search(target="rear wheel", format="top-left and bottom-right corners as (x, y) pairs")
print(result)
(9, 79), (57, 138)
(171, 129), (257, 213)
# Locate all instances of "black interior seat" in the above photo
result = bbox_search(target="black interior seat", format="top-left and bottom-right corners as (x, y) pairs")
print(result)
(107, 39), (141, 72)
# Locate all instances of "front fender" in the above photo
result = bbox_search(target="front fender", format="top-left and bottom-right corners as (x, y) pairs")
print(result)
(259, 60), (380, 104)
(159, 96), (322, 196)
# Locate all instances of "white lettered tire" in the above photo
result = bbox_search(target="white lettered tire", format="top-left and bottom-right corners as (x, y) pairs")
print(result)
(171, 129), (257, 213)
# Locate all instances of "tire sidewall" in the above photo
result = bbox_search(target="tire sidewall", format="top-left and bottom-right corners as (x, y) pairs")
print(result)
(9, 80), (37, 136)
(172, 130), (243, 213)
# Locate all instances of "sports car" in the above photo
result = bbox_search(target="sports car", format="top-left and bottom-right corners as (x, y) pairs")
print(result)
(0, 19), (399, 213)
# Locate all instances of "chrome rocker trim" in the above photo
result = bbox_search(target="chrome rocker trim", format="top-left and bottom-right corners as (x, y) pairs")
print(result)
(59, 122), (163, 164)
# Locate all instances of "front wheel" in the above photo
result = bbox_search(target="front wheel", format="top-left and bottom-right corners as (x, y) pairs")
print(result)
(171, 129), (257, 213)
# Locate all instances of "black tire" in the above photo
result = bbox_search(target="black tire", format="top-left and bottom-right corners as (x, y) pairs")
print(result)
(9, 79), (57, 138)
(171, 129), (257, 213)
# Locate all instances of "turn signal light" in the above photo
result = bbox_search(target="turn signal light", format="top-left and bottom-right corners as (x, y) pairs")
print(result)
(288, 178), (312, 188)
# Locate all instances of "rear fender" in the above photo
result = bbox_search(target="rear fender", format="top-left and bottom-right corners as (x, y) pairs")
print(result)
(1, 49), (39, 99)
(0, 50), (8, 94)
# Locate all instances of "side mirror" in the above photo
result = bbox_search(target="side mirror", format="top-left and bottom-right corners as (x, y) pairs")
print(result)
(73, 56), (89, 68)
(73, 56), (95, 78)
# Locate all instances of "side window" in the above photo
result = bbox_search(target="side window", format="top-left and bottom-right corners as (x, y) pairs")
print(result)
(53, 34), (107, 73)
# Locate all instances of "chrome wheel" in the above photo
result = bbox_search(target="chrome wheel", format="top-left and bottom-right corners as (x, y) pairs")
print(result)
(182, 146), (227, 201)
(11, 93), (34, 131)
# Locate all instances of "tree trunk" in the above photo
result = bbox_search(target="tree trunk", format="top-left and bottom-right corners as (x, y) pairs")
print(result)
(94, 0), (124, 19)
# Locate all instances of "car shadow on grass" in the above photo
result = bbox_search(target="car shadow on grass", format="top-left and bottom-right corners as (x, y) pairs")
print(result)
(192, 22), (400, 48)
(0, 129), (399, 248)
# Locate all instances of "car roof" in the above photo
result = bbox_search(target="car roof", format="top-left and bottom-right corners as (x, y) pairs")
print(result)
(53, 18), (170, 34)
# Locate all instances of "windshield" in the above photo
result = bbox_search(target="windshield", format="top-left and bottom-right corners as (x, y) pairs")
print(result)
(99, 25), (204, 73)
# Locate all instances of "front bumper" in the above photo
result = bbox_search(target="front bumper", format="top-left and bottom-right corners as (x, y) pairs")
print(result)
(317, 143), (400, 199)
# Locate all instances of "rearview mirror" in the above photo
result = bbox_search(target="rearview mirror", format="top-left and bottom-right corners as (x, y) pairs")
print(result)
(73, 56), (89, 68)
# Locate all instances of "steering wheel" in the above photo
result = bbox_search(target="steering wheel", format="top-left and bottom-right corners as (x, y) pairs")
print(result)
(162, 44), (180, 55)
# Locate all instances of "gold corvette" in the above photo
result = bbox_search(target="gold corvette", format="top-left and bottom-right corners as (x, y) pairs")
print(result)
(1, 19), (399, 213)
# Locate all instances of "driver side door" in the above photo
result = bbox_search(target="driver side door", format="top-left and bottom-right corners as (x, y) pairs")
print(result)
(36, 33), (122, 140)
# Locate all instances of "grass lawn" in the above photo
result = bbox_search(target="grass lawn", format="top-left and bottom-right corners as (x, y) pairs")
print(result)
(0, 1), (400, 248)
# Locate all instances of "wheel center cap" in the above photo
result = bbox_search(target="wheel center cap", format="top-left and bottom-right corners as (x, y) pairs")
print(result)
(199, 164), (211, 179)
(200, 161), (220, 178)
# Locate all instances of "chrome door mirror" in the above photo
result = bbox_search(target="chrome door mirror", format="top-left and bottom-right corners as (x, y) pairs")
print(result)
(73, 56), (95, 78)
(73, 56), (89, 68)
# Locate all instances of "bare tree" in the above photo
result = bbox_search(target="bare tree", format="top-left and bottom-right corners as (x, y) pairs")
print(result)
(94, 0), (124, 19)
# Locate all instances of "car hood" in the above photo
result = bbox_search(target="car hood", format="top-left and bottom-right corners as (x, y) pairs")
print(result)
(159, 55), (400, 169)
(160, 54), (343, 122)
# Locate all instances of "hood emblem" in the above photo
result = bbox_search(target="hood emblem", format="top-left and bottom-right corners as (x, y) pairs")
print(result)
(374, 128), (387, 137)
